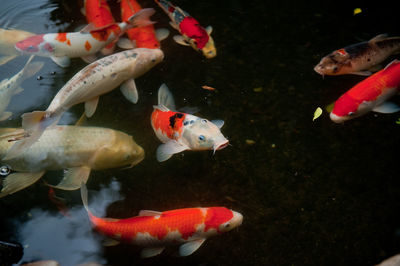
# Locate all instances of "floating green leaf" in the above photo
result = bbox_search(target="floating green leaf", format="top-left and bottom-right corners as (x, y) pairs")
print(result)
(396, 118), (400, 125)
(313, 107), (323, 121)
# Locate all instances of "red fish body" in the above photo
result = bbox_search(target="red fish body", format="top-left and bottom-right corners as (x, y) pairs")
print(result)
(120, 0), (161, 49)
(154, 0), (216, 58)
(81, 184), (243, 258)
(330, 59), (400, 123)
(83, 0), (116, 55)
(150, 84), (229, 162)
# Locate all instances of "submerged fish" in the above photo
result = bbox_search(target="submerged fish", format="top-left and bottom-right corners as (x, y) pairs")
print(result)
(4, 48), (163, 160)
(154, 0), (216, 58)
(0, 28), (35, 66)
(330, 59), (400, 123)
(81, 183), (243, 258)
(314, 34), (400, 76)
(119, 0), (169, 49)
(151, 84), (228, 162)
(82, 0), (117, 55)
(0, 56), (44, 122)
(14, 8), (155, 67)
(0, 126), (144, 197)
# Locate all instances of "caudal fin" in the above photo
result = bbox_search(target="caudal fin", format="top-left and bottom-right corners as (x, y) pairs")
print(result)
(3, 111), (60, 160)
(126, 8), (156, 29)
(21, 55), (44, 81)
(80, 182), (91, 214)
(158, 83), (176, 110)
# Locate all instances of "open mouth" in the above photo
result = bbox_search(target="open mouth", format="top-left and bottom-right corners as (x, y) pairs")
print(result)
(216, 140), (229, 151)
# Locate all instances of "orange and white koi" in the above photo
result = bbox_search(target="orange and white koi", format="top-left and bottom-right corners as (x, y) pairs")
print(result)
(81, 183), (243, 258)
(82, 0), (117, 55)
(151, 84), (228, 162)
(119, 0), (169, 49)
(4, 48), (164, 160)
(315, 34), (400, 76)
(14, 8), (155, 67)
(154, 0), (216, 58)
(330, 59), (400, 123)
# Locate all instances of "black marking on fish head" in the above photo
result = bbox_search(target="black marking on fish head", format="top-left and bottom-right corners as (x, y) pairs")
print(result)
(169, 113), (184, 128)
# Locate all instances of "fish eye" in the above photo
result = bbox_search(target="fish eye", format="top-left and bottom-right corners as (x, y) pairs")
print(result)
(0, 165), (11, 176)
(348, 112), (354, 116)
(202, 119), (207, 123)
(151, 59), (156, 63)
(333, 66), (338, 72)
(198, 135), (205, 141)
(190, 120), (194, 124)
(224, 223), (230, 228)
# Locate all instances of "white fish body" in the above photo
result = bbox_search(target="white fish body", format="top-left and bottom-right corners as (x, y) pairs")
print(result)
(0, 125), (145, 197)
(4, 48), (163, 160)
(0, 28), (35, 65)
(0, 56), (44, 121)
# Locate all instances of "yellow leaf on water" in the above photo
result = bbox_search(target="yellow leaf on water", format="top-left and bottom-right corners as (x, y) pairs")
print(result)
(253, 87), (263, 92)
(313, 107), (323, 121)
(353, 8), (362, 15)
(246, 139), (256, 145)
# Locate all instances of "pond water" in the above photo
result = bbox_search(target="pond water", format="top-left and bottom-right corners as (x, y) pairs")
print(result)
(0, 1), (400, 265)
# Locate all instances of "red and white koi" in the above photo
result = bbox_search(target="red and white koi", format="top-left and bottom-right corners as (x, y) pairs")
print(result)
(330, 59), (400, 123)
(81, 183), (243, 258)
(119, 0), (169, 49)
(151, 84), (228, 162)
(314, 34), (400, 76)
(0, 28), (35, 66)
(14, 8), (155, 67)
(4, 48), (164, 160)
(82, 0), (117, 55)
(154, 0), (216, 58)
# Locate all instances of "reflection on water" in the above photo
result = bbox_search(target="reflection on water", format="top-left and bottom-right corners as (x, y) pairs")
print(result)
(17, 180), (122, 265)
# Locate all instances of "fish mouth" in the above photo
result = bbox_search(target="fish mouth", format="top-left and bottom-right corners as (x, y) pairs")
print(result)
(214, 140), (229, 153)
(329, 112), (345, 123)
(314, 65), (324, 76)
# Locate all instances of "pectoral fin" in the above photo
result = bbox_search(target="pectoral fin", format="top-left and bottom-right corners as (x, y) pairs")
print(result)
(138, 210), (162, 216)
(0, 111), (12, 121)
(85, 97), (99, 118)
(206, 25), (213, 35)
(0, 171), (45, 198)
(155, 28), (170, 41)
(173, 35), (190, 46)
(51, 56), (70, 68)
(81, 54), (98, 64)
(211, 119), (224, 128)
(117, 38), (136, 49)
(0, 55), (17, 66)
(350, 71), (372, 76)
(103, 238), (121, 247)
(141, 247), (165, 258)
(372, 102), (400, 113)
(120, 78), (138, 104)
(156, 141), (188, 162)
(47, 166), (91, 190)
(179, 239), (206, 256)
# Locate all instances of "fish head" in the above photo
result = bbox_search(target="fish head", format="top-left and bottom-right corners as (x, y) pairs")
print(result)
(205, 207), (243, 234)
(314, 49), (350, 76)
(330, 94), (360, 123)
(15, 34), (54, 56)
(201, 36), (217, 59)
(92, 132), (145, 169)
(182, 116), (229, 152)
(130, 48), (164, 76)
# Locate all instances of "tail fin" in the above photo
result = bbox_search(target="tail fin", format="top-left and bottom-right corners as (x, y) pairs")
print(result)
(126, 8), (156, 29)
(21, 55), (44, 81)
(80, 182), (91, 214)
(3, 111), (60, 160)
(158, 83), (176, 110)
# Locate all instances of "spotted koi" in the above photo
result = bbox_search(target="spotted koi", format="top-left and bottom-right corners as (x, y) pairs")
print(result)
(154, 0), (216, 58)
(14, 8), (156, 68)
(81, 183), (243, 258)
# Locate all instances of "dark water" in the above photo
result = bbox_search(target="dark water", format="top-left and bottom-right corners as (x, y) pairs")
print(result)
(1, 1), (400, 265)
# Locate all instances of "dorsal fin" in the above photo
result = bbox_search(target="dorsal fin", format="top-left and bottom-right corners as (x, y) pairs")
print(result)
(369, 34), (388, 43)
(384, 59), (400, 70)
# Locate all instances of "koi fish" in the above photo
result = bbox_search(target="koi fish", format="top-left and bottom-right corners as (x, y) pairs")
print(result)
(151, 84), (228, 162)
(119, 0), (169, 49)
(81, 183), (243, 258)
(0, 56), (44, 121)
(314, 34), (400, 76)
(330, 59), (400, 123)
(4, 48), (163, 160)
(14, 8), (155, 67)
(82, 0), (117, 55)
(154, 0), (216, 58)
(0, 28), (35, 66)
(0, 125), (144, 198)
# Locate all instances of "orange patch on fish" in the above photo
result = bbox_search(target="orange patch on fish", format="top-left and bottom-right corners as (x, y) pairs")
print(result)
(336, 48), (347, 55)
(85, 41), (92, 51)
(151, 110), (185, 139)
(90, 24), (121, 42)
(55, 32), (71, 46)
